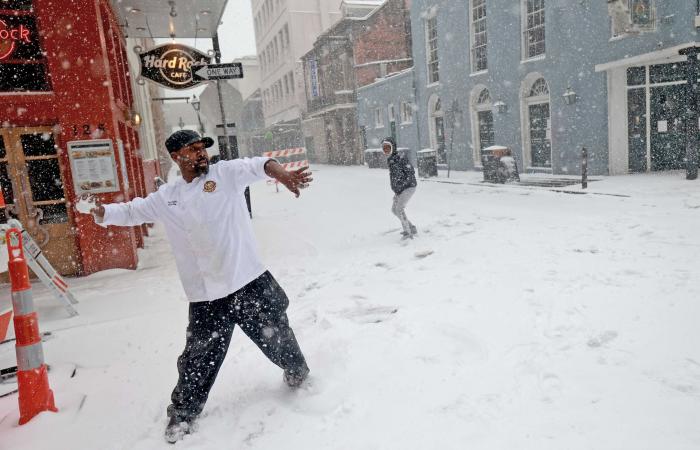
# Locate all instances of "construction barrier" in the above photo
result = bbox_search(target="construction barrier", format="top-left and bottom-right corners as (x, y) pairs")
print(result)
(262, 148), (306, 159)
(6, 228), (57, 425)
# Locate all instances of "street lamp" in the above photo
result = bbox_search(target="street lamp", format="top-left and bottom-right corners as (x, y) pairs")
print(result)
(190, 94), (205, 134)
(493, 99), (508, 114)
(562, 86), (578, 105)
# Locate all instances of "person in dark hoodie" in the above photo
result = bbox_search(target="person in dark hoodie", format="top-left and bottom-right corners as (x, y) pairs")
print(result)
(382, 137), (418, 239)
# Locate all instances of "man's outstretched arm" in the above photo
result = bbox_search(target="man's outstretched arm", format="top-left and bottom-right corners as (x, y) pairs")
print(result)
(86, 193), (160, 226)
(264, 160), (313, 198)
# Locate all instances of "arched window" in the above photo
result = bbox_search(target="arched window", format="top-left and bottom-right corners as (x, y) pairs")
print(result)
(529, 78), (549, 97)
(477, 88), (492, 105)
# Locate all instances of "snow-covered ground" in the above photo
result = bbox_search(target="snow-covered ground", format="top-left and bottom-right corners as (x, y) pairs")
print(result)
(1, 166), (699, 450)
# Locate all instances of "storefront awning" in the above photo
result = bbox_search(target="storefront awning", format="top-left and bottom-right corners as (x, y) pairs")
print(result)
(111, 0), (228, 39)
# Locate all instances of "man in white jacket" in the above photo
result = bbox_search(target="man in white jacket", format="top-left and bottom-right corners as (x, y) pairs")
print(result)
(86, 130), (312, 443)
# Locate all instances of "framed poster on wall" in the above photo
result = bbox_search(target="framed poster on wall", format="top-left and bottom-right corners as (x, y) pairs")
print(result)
(67, 139), (121, 195)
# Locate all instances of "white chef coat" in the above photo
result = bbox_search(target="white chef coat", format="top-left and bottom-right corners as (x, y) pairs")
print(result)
(101, 157), (272, 302)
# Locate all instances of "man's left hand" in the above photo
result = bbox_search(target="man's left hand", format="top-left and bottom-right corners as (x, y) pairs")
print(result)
(280, 166), (313, 198)
(264, 160), (314, 197)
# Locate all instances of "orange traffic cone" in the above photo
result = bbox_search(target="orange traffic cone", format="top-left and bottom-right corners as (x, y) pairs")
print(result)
(6, 228), (57, 425)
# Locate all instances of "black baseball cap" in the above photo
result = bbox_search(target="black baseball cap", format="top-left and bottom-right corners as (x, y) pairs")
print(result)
(165, 130), (215, 153)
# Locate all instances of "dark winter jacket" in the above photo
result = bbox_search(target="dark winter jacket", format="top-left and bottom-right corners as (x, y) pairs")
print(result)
(387, 146), (417, 195)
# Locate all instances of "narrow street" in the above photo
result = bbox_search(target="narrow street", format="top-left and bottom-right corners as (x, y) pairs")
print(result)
(2, 166), (698, 450)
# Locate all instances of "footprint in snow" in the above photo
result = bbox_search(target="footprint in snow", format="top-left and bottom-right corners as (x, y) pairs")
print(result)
(587, 330), (618, 348)
(340, 306), (399, 324)
(540, 373), (562, 403)
(414, 250), (434, 259)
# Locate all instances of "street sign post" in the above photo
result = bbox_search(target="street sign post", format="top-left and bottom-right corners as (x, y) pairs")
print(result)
(192, 63), (244, 81)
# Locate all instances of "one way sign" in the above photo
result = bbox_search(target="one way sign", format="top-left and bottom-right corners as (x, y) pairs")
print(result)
(193, 63), (244, 81)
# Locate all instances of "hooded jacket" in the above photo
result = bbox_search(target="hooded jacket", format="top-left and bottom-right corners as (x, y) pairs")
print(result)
(384, 137), (417, 194)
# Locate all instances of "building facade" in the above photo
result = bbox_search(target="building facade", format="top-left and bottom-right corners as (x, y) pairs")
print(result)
(408, 0), (699, 175)
(357, 68), (420, 164)
(0, 0), (162, 276)
(250, 0), (345, 152)
(301, 0), (413, 164)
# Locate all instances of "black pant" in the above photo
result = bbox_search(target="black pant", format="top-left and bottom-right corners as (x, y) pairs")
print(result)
(167, 271), (308, 420)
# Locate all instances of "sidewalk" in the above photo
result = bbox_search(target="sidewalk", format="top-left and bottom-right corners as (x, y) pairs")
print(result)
(421, 168), (700, 202)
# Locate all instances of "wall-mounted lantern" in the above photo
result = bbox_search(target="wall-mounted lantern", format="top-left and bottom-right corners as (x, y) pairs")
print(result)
(563, 86), (578, 105)
(493, 99), (507, 114)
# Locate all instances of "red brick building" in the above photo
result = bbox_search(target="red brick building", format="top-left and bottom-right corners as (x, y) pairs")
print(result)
(0, 0), (161, 276)
(301, 0), (412, 165)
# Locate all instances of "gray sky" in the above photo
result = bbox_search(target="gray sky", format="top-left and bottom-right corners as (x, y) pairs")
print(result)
(156, 1), (257, 61)
(218, 0), (257, 60)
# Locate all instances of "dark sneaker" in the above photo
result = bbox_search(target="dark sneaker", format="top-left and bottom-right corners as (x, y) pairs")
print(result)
(283, 365), (310, 388)
(410, 224), (417, 235)
(400, 233), (414, 240)
(164, 415), (196, 444)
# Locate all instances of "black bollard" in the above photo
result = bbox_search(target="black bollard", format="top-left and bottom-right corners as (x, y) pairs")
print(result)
(582, 147), (588, 189)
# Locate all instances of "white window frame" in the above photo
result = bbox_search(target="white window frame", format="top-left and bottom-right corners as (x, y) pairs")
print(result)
(519, 74), (552, 170)
(521, 0), (546, 61)
(425, 12), (440, 85)
(470, 85), (492, 166)
(375, 108), (385, 128)
(400, 102), (414, 124)
(469, 0), (488, 73)
(427, 94), (443, 150)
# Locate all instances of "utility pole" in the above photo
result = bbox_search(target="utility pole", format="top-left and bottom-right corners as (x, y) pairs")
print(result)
(680, 46), (700, 180)
(212, 33), (251, 214)
(212, 33), (231, 160)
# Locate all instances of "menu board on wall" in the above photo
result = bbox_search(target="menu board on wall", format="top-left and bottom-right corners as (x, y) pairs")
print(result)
(67, 140), (120, 195)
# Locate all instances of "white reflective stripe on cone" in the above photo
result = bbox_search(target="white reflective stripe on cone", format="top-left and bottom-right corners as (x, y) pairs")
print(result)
(16, 342), (45, 371)
(11, 290), (35, 316)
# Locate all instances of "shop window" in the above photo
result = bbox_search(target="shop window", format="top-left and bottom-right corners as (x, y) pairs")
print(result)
(627, 66), (646, 86)
(649, 62), (686, 84)
(27, 159), (63, 202)
(21, 133), (57, 157)
(0, 3), (51, 92)
(0, 0), (33, 10)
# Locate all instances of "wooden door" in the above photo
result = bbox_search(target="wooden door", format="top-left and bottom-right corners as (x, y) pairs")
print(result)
(0, 127), (80, 276)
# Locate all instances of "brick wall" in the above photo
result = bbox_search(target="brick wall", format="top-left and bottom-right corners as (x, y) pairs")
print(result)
(353, 0), (412, 87)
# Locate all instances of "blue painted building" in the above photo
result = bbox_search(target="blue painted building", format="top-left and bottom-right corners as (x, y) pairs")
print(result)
(399, 0), (700, 175)
(357, 68), (420, 164)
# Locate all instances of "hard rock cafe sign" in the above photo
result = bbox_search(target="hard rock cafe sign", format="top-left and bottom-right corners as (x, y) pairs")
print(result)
(0, 19), (31, 61)
(136, 43), (211, 90)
